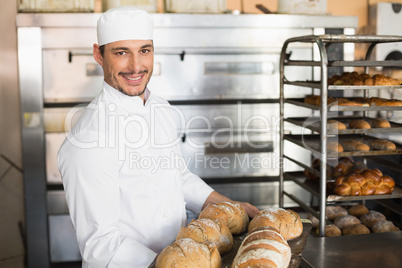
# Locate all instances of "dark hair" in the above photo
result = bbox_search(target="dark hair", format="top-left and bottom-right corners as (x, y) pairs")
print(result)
(99, 45), (105, 56)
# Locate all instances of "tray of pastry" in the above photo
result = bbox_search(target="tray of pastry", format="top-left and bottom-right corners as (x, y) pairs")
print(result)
(221, 220), (312, 268)
(285, 116), (402, 135)
(285, 97), (402, 112)
(284, 134), (402, 157)
(284, 171), (402, 202)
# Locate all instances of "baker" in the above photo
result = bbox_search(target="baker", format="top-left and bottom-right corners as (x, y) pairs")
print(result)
(58, 6), (259, 268)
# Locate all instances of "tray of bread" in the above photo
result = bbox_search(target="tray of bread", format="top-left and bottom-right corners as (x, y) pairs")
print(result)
(284, 134), (402, 157)
(307, 204), (400, 237)
(150, 202), (312, 268)
(285, 117), (402, 135)
(286, 95), (402, 112)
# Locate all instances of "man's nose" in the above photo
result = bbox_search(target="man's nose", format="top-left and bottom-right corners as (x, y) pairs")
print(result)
(128, 54), (142, 73)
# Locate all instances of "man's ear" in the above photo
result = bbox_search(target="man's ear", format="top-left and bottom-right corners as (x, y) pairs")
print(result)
(93, 44), (103, 66)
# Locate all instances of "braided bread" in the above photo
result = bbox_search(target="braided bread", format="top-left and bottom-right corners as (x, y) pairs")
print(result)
(334, 168), (395, 196)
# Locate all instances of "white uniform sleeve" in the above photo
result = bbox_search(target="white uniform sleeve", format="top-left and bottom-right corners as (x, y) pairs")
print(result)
(58, 134), (157, 268)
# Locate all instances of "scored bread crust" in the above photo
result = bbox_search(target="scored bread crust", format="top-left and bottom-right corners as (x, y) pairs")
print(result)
(175, 218), (233, 254)
(155, 238), (221, 268)
(199, 202), (249, 234)
(248, 208), (303, 241)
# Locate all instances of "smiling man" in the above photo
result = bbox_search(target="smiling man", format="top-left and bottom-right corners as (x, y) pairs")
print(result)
(58, 7), (259, 268)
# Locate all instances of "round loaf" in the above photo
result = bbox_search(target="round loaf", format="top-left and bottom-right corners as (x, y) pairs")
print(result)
(327, 141), (344, 153)
(332, 157), (355, 178)
(334, 215), (361, 229)
(371, 118), (391, 128)
(232, 227), (290, 268)
(155, 238), (221, 268)
(175, 218), (233, 254)
(349, 119), (371, 129)
(342, 223), (370, 236)
(360, 210), (386, 228)
(348, 204), (369, 217)
(328, 119), (347, 130)
(372, 220), (400, 233)
(248, 208), (303, 241)
(315, 224), (341, 237)
(198, 202), (249, 234)
(326, 206), (348, 221)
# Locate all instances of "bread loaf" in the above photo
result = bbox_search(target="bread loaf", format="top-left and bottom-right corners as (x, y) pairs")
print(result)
(334, 169), (395, 196)
(369, 97), (402, 106)
(315, 225), (341, 237)
(342, 140), (370, 152)
(155, 238), (221, 268)
(334, 215), (361, 229)
(372, 220), (400, 233)
(348, 204), (369, 217)
(360, 210), (386, 228)
(349, 119), (371, 129)
(370, 139), (396, 151)
(327, 141), (344, 153)
(198, 202), (249, 234)
(326, 206), (348, 221)
(328, 119), (347, 130)
(248, 208), (303, 241)
(175, 218), (233, 254)
(332, 157), (355, 178)
(231, 227), (290, 268)
(341, 224), (370, 236)
(371, 118), (391, 128)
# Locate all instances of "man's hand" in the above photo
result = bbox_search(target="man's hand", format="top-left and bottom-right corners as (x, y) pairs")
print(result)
(203, 191), (260, 219)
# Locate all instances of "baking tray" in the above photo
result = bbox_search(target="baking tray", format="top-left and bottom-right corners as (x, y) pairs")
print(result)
(284, 134), (402, 157)
(285, 98), (402, 112)
(284, 171), (402, 202)
(149, 220), (312, 268)
(285, 117), (402, 135)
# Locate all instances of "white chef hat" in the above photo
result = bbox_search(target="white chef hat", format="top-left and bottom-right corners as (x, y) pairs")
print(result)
(97, 6), (154, 46)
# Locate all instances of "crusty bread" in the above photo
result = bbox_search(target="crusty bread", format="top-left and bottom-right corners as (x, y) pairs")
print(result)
(342, 140), (370, 152)
(370, 139), (396, 151)
(372, 220), (400, 233)
(326, 206), (348, 221)
(334, 215), (361, 229)
(348, 204), (369, 217)
(342, 224), (370, 236)
(328, 119), (347, 130)
(231, 227), (290, 268)
(315, 224), (342, 237)
(327, 141), (344, 153)
(349, 119), (371, 129)
(175, 218), (233, 254)
(198, 202), (249, 235)
(360, 210), (386, 228)
(371, 118), (391, 128)
(334, 169), (395, 196)
(248, 208), (303, 241)
(155, 238), (221, 268)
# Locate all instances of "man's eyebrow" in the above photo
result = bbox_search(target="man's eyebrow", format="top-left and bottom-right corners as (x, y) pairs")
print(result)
(111, 47), (129, 51)
(141, 44), (153, 49)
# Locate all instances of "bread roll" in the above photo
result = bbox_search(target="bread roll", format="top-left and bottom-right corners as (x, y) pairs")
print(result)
(372, 220), (400, 233)
(248, 208), (303, 241)
(231, 227), (290, 268)
(370, 139), (396, 151)
(199, 202), (249, 235)
(156, 238), (221, 268)
(342, 224), (370, 236)
(328, 119), (347, 130)
(175, 218), (233, 254)
(327, 141), (344, 153)
(315, 224), (341, 237)
(360, 210), (386, 228)
(348, 204), (369, 217)
(326, 206), (348, 221)
(349, 119), (371, 129)
(334, 215), (361, 229)
(332, 157), (355, 178)
(371, 118), (391, 128)
(342, 140), (370, 152)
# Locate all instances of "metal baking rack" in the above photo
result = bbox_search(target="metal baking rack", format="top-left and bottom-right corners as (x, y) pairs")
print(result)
(279, 34), (402, 236)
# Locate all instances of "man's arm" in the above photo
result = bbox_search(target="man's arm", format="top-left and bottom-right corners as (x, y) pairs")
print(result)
(202, 191), (260, 219)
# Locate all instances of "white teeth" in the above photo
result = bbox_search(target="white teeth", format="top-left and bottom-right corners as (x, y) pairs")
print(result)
(125, 76), (141, 81)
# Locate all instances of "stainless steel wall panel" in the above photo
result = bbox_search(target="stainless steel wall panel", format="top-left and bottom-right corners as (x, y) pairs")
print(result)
(42, 28), (96, 49)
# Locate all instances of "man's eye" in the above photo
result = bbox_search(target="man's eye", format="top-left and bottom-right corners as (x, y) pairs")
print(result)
(141, 49), (150, 54)
(116, 51), (126, 55)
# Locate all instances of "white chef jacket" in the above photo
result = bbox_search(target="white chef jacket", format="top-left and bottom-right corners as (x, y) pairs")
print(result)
(58, 82), (214, 268)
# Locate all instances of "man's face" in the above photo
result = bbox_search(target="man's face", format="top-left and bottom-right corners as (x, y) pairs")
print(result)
(93, 39), (154, 99)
